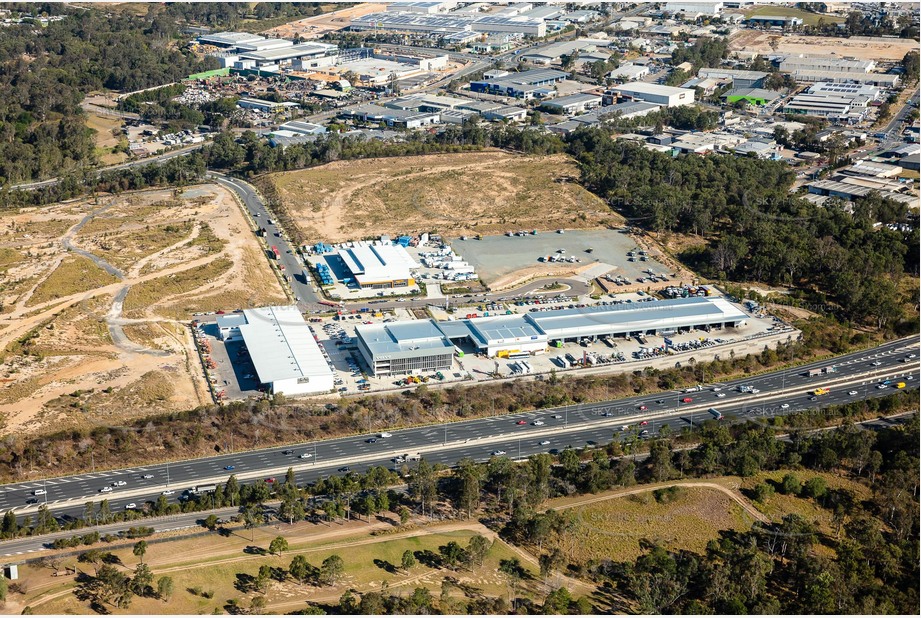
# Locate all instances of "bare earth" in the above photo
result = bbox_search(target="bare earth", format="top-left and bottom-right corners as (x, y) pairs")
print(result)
(0, 184), (286, 436)
(263, 2), (387, 39)
(269, 150), (620, 243)
(730, 30), (918, 61)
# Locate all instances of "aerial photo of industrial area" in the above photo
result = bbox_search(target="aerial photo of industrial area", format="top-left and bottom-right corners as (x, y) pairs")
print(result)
(0, 0), (918, 615)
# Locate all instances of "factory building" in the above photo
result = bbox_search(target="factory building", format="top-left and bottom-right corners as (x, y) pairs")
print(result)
(349, 11), (545, 37)
(607, 63), (650, 81)
(356, 297), (749, 372)
(469, 68), (568, 99)
(696, 68), (768, 88)
(336, 242), (420, 289)
(723, 88), (781, 106)
(540, 92), (603, 115)
(785, 70), (900, 87)
(197, 31), (266, 49)
(238, 42), (338, 68)
(779, 56), (875, 74)
(746, 15), (803, 28)
(237, 98), (300, 112)
(782, 92), (868, 121)
(356, 321), (455, 377)
(610, 82), (695, 108)
(340, 103), (440, 129)
(234, 306), (334, 396)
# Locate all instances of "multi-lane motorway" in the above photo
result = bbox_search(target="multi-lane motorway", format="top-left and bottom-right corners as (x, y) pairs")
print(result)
(1, 337), (916, 527)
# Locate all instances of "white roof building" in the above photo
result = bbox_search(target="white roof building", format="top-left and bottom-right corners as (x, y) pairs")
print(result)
(337, 243), (420, 289)
(612, 82), (695, 108)
(237, 306), (334, 396)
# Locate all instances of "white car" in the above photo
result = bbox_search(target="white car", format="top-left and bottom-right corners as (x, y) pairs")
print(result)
(871, 361), (882, 366)
(161, 490), (175, 496)
(532, 420), (545, 426)
(141, 474), (154, 479)
(715, 393), (726, 398)
(99, 487), (113, 493)
(112, 480), (127, 487)
(379, 432), (393, 438)
(125, 503), (137, 510)
(848, 390), (858, 396)
(780, 403), (790, 410)
(33, 489), (46, 496)
(877, 384), (888, 389)
(491, 450), (507, 456)
(539, 440), (551, 446)
(299, 453), (312, 459)
(551, 414), (563, 419)
(712, 387), (722, 392)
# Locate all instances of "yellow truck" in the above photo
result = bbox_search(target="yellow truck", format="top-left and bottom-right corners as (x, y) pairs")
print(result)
(812, 387), (830, 396)
(895, 382), (906, 389)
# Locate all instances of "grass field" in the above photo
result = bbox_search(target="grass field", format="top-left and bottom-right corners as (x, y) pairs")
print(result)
(269, 150), (618, 242)
(89, 221), (196, 270)
(25, 523), (538, 616)
(745, 5), (845, 25)
(25, 256), (120, 307)
(556, 486), (752, 563)
(85, 112), (128, 166)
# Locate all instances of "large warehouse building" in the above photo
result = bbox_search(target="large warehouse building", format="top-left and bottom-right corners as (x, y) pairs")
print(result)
(611, 82), (695, 108)
(235, 306), (334, 396)
(355, 297), (748, 375)
(336, 242), (420, 289)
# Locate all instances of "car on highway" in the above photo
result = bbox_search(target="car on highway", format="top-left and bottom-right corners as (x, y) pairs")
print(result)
(539, 440), (550, 446)
(379, 432), (393, 438)
(681, 397), (693, 403)
(532, 420), (545, 426)
(224, 465), (235, 471)
(711, 387), (722, 392)
(161, 490), (174, 496)
(638, 405), (647, 411)
(655, 399), (665, 404)
(639, 430), (649, 437)
(639, 420), (648, 426)
(99, 486), (113, 493)
(265, 477), (276, 484)
(366, 438), (378, 443)
(871, 361), (882, 366)
(849, 390), (859, 396)
(338, 466), (350, 473)
(491, 450), (507, 456)
(112, 480), (127, 487)
(876, 384), (887, 389)
(809, 396), (818, 401)
(33, 489), (46, 496)
(715, 393), (726, 398)
(551, 414), (563, 419)
(299, 453), (312, 459)
(281, 449), (294, 455)
(141, 474), (154, 479)
(125, 503), (137, 510)
(780, 403), (790, 409)
(516, 420), (527, 425)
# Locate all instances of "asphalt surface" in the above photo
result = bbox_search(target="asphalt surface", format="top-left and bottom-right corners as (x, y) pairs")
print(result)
(1, 337), (916, 526)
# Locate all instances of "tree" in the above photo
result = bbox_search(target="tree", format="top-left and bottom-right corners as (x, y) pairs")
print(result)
(440, 541), (467, 570)
(269, 536), (289, 556)
(542, 586), (573, 614)
(243, 506), (263, 542)
(203, 514), (219, 531)
(802, 477), (828, 500)
(256, 564), (272, 594)
(401, 549), (416, 571)
(781, 473), (801, 495)
(466, 534), (490, 567)
(320, 554), (344, 585)
(289, 555), (312, 584)
(156, 576), (174, 601)
(398, 506), (411, 525)
(133, 540), (148, 564)
(130, 562), (154, 596)
(250, 595), (267, 614)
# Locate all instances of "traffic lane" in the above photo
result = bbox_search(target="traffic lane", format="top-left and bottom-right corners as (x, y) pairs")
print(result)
(0, 340), (915, 509)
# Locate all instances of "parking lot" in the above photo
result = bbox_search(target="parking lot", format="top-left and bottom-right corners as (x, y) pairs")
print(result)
(452, 229), (672, 286)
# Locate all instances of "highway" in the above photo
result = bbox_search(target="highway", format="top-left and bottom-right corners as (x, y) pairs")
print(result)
(0, 337), (916, 526)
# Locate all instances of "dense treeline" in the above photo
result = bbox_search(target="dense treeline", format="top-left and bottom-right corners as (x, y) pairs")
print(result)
(670, 37), (730, 72)
(564, 130), (918, 333)
(0, 6), (216, 184)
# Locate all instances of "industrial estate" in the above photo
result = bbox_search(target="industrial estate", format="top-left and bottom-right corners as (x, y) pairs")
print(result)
(0, 1), (918, 616)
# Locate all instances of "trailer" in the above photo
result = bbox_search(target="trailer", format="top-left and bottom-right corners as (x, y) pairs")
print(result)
(708, 408), (724, 420)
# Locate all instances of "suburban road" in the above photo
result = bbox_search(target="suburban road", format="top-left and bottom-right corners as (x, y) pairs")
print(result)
(0, 337), (916, 531)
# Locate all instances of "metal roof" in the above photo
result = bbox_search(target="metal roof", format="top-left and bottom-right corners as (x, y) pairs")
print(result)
(528, 297), (748, 340)
(466, 315), (545, 346)
(238, 306), (333, 385)
(613, 82), (695, 97)
(356, 320), (454, 357)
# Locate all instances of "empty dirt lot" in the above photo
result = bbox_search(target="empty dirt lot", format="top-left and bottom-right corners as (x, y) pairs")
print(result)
(0, 184), (286, 436)
(263, 2), (386, 39)
(268, 150), (621, 243)
(731, 30), (917, 62)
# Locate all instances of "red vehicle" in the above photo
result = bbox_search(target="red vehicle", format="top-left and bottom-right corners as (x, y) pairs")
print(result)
(265, 477), (276, 484)
(639, 420), (649, 426)
(516, 420), (527, 425)
(681, 397), (693, 403)
(638, 405), (647, 411)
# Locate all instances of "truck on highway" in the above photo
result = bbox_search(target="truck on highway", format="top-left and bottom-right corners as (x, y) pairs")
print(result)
(807, 366), (838, 377)
(193, 484), (217, 494)
(708, 408), (724, 420)
(405, 453), (422, 462)
(684, 385), (702, 393)
(812, 387), (830, 396)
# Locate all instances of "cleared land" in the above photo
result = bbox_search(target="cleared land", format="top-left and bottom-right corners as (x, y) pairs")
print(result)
(0, 184), (286, 437)
(85, 111), (128, 166)
(264, 3), (386, 39)
(269, 151), (620, 243)
(16, 519), (554, 616)
(730, 30), (916, 61)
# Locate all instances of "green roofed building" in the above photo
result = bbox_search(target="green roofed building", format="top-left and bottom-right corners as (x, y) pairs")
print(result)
(723, 88), (781, 106)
